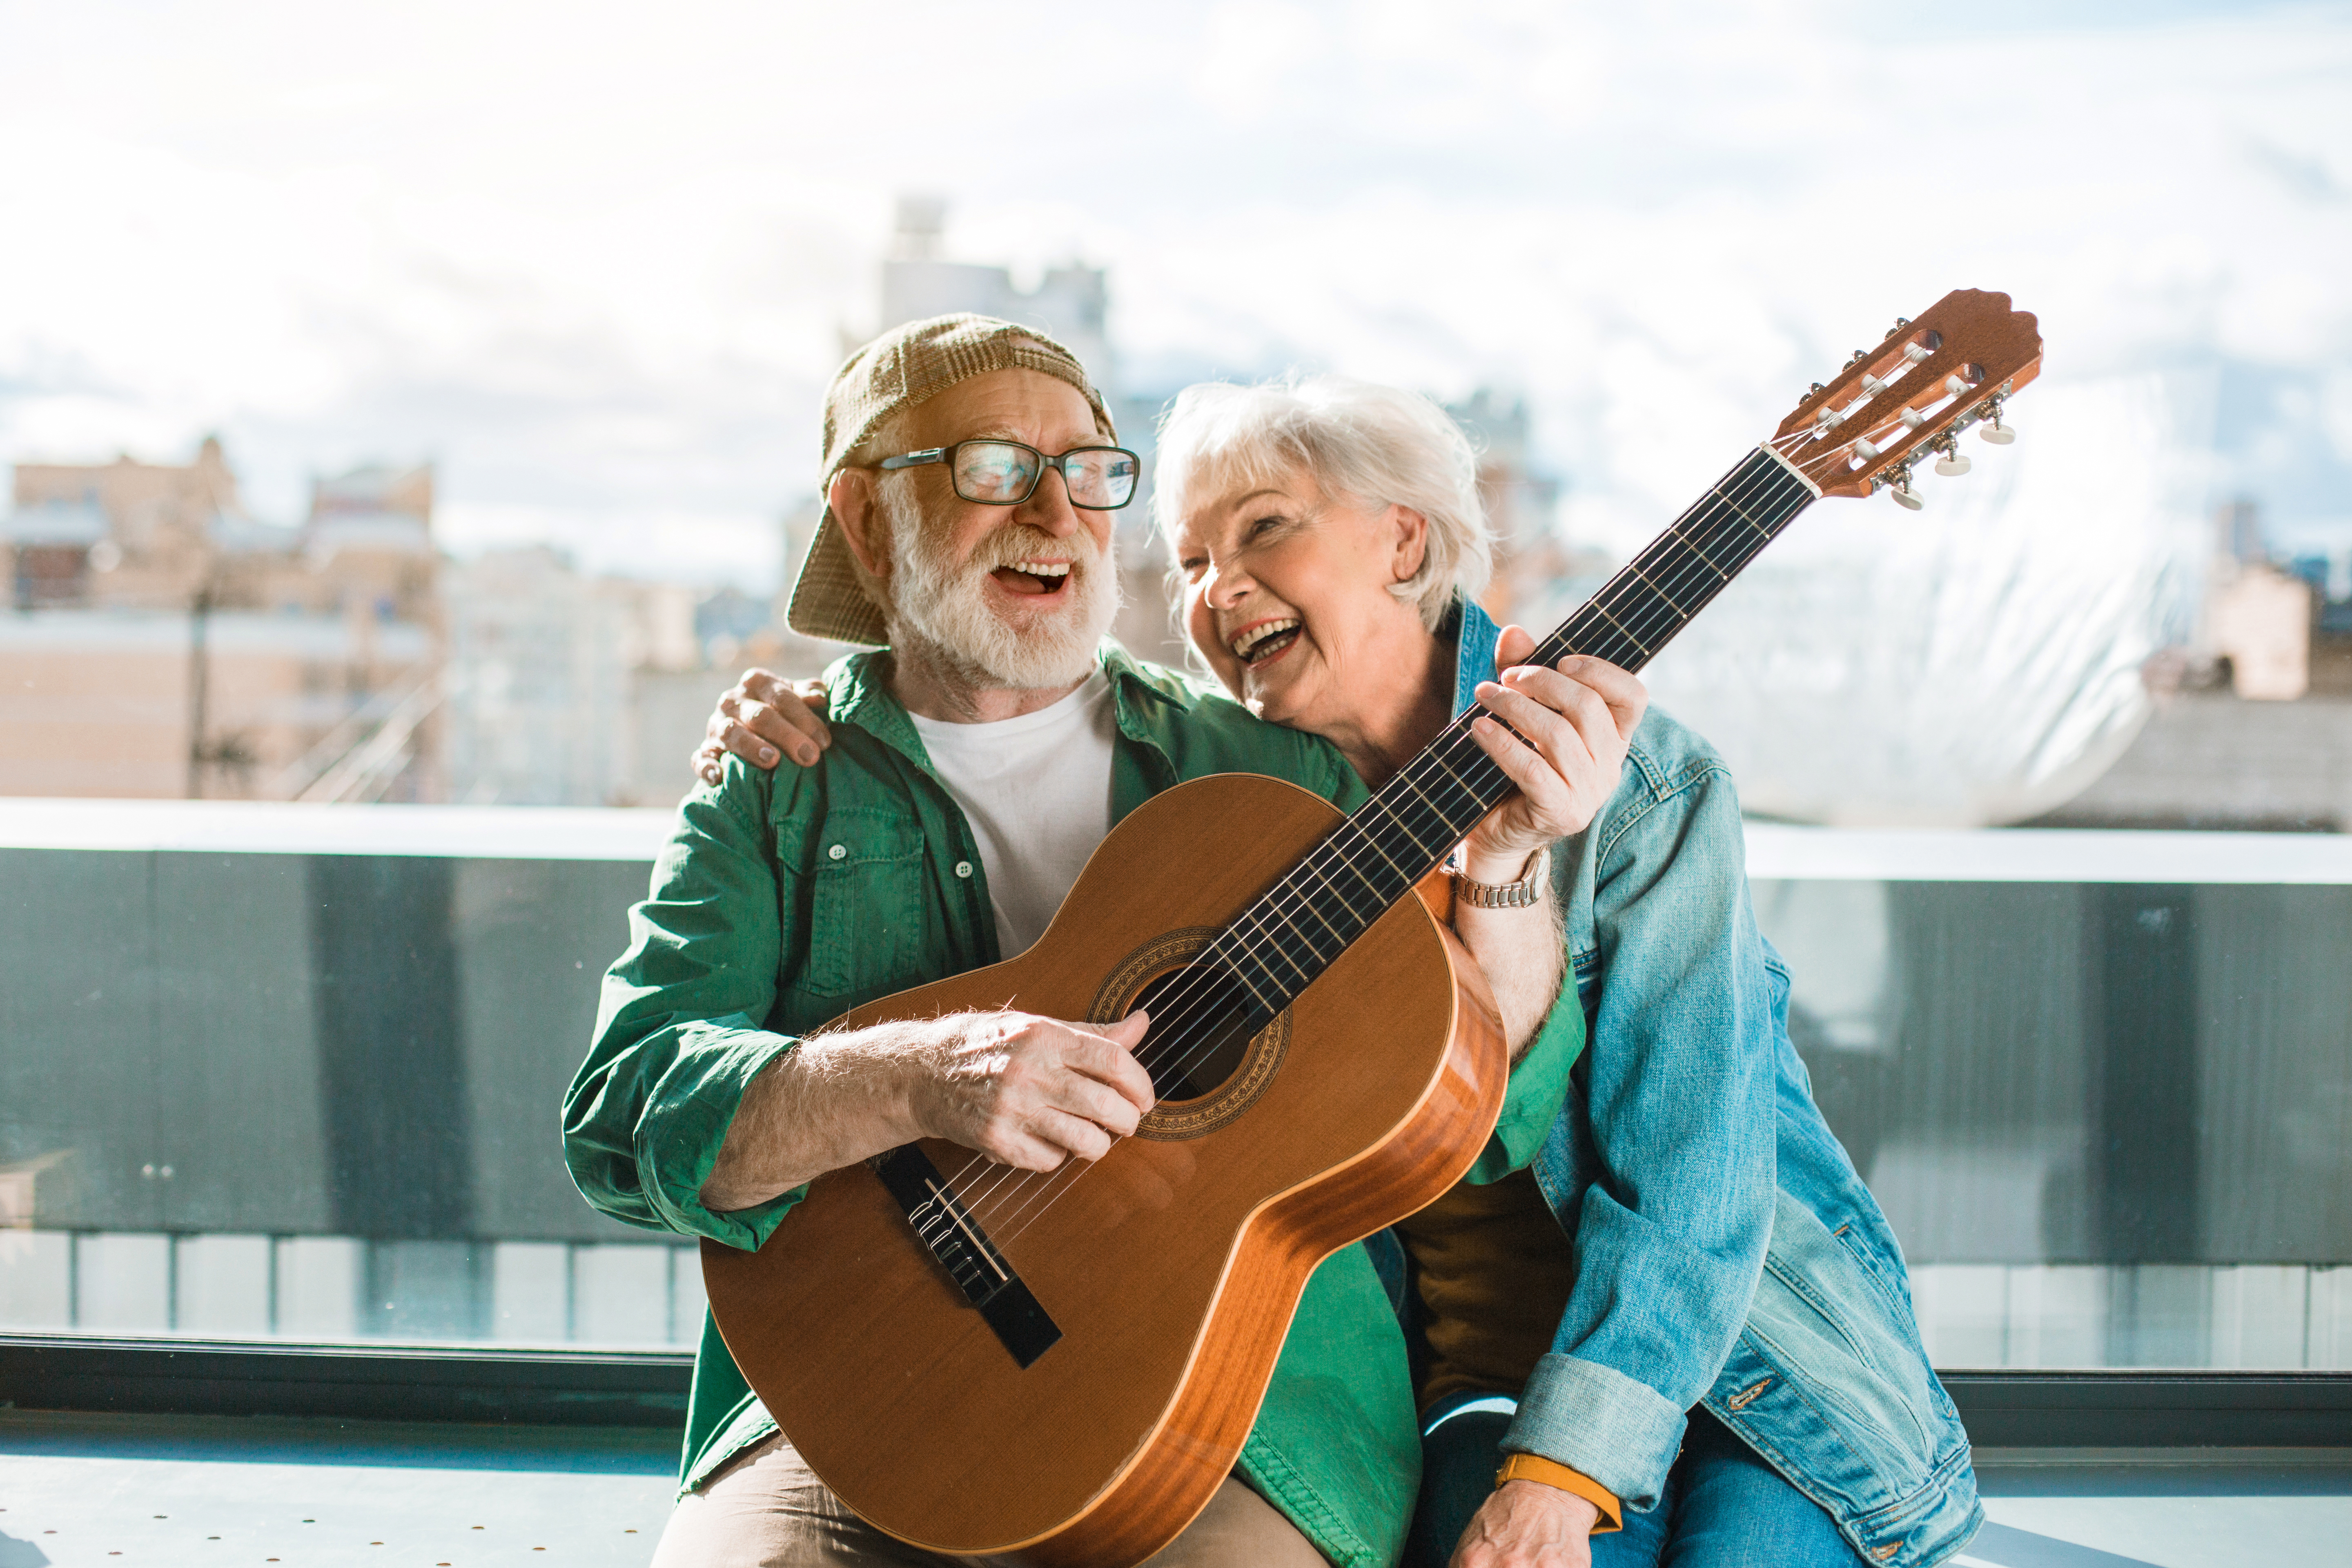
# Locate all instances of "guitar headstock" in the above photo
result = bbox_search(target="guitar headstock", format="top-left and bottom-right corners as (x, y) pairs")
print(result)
(1775, 289), (2043, 507)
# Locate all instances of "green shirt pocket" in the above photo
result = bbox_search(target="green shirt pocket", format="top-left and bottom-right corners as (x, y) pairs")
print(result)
(794, 808), (931, 1002)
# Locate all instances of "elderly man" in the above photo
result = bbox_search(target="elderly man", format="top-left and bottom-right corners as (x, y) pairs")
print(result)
(568, 315), (1425, 1567)
(568, 313), (1624, 1567)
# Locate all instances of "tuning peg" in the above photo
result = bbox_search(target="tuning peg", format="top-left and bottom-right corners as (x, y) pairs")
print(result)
(1977, 394), (2016, 445)
(1933, 435), (1971, 477)
(1884, 462), (1925, 510)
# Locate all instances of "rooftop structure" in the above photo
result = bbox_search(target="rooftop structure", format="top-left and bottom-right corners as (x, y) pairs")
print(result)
(0, 440), (442, 800)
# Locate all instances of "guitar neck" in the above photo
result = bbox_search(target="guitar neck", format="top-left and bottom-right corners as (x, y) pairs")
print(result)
(1210, 443), (1820, 1020)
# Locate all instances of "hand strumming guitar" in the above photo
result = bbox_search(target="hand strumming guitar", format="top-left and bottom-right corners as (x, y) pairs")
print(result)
(699, 1008), (1154, 1214)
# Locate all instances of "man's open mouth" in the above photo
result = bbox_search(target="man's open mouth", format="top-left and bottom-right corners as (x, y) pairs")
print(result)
(991, 559), (1074, 597)
(1229, 617), (1301, 666)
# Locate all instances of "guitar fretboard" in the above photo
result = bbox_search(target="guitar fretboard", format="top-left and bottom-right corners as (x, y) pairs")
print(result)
(1210, 443), (1818, 1020)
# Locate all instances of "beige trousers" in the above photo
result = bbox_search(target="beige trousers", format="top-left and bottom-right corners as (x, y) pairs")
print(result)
(649, 1432), (1327, 1568)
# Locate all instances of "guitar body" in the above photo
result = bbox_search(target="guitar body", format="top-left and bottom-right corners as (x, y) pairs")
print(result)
(702, 771), (1509, 1566)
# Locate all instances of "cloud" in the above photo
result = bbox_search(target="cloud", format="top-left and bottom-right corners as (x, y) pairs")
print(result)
(0, 0), (2346, 592)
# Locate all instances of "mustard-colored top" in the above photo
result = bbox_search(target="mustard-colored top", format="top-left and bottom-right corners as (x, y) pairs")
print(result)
(1396, 1165), (1579, 1408)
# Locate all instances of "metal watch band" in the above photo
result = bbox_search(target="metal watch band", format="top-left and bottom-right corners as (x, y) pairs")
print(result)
(1452, 847), (1548, 909)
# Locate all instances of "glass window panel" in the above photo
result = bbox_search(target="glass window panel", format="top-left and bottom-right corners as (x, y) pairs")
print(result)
(491, 1241), (572, 1342)
(4, 826), (2342, 1366)
(1755, 873), (2352, 1370)
(0, 843), (701, 1349)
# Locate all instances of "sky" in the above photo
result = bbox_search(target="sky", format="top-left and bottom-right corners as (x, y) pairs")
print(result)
(2, 0), (2348, 590)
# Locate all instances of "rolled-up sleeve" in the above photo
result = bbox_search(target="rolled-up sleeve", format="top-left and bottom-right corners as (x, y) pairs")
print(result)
(1503, 766), (1778, 1510)
(562, 764), (808, 1252)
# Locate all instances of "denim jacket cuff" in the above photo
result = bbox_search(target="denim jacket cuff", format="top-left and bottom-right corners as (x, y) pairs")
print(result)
(1503, 1353), (1687, 1511)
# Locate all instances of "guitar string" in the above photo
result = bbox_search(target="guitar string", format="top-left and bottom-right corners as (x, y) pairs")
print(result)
(971, 452), (1826, 1242)
(1113, 443), (1820, 1089)
(956, 448), (1821, 1236)
(927, 398), (1874, 1229)
(965, 447), (1823, 1240)
(960, 423), (1833, 1223)
(1049, 455), (1803, 1110)
(965, 433), (1831, 1234)
(960, 445), (1824, 1235)
(974, 450), (1823, 1242)
(962, 433), (1847, 1237)
(928, 432), (1835, 1229)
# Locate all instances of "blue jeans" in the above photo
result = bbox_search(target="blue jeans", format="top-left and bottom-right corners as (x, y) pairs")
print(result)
(1408, 1398), (1861, 1568)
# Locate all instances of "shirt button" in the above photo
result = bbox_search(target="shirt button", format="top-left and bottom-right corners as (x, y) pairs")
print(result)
(955, 860), (973, 878)
(828, 844), (846, 861)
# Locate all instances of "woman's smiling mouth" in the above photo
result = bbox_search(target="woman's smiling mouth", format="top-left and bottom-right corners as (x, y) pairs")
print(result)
(1229, 616), (1303, 667)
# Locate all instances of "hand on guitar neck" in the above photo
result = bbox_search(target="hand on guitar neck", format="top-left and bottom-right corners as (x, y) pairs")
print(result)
(1447, 626), (1647, 1060)
(699, 1009), (1155, 1213)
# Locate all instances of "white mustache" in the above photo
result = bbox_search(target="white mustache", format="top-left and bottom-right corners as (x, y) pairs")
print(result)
(971, 529), (1100, 577)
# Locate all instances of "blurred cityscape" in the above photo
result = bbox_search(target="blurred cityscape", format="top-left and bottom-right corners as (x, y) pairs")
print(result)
(2, 197), (2346, 824)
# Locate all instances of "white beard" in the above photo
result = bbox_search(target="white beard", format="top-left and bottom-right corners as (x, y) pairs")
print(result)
(884, 500), (1123, 692)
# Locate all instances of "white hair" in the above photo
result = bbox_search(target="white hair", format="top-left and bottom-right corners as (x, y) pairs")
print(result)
(874, 473), (1121, 693)
(1150, 375), (1492, 628)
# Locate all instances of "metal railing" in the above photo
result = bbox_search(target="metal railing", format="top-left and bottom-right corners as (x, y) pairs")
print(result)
(2, 800), (2347, 1368)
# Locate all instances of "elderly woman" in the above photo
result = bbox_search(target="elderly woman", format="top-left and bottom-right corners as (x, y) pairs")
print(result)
(699, 379), (1980, 1568)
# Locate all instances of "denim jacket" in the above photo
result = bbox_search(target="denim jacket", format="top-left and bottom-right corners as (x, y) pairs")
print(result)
(1451, 600), (1982, 1568)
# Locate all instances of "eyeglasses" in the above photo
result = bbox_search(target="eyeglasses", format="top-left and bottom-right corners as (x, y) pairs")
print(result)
(872, 439), (1140, 510)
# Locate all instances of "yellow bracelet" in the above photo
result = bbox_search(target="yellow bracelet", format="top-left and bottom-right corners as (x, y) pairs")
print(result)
(1493, 1451), (1624, 1533)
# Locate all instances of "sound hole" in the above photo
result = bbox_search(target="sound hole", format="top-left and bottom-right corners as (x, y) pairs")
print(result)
(1131, 963), (1260, 1104)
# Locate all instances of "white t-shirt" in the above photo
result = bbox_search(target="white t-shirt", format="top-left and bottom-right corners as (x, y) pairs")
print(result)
(909, 672), (1119, 958)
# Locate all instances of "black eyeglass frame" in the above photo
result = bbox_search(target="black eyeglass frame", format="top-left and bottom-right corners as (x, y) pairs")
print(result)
(869, 439), (1141, 510)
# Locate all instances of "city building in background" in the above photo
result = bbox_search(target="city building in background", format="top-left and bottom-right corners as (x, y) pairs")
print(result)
(440, 547), (695, 807)
(1444, 388), (1580, 630)
(7, 208), (2346, 828)
(878, 195), (1112, 383)
(2032, 499), (2352, 833)
(855, 196), (1573, 674)
(2203, 499), (2315, 702)
(0, 439), (440, 801)
(0, 444), (798, 808)
(0, 204), (1634, 809)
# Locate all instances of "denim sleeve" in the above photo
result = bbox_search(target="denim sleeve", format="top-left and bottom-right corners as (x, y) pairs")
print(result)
(1502, 766), (1778, 1510)
(561, 759), (808, 1252)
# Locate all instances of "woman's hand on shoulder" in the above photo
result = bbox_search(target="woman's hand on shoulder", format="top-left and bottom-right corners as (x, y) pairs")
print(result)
(1459, 625), (1647, 877)
(690, 668), (834, 787)
(1450, 1479), (1599, 1567)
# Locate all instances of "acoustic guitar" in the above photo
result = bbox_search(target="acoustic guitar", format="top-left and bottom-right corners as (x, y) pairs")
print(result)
(704, 288), (2045, 1565)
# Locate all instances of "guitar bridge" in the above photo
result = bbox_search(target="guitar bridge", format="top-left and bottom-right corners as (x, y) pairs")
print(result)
(871, 1145), (1062, 1368)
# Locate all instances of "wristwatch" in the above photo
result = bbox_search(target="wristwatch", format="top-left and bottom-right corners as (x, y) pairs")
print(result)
(1452, 846), (1549, 909)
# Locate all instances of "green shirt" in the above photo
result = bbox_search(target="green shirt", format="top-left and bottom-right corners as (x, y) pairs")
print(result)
(563, 643), (1583, 1568)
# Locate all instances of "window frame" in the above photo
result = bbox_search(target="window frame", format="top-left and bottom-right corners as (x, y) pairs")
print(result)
(5, 1333), (2350, 1446)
